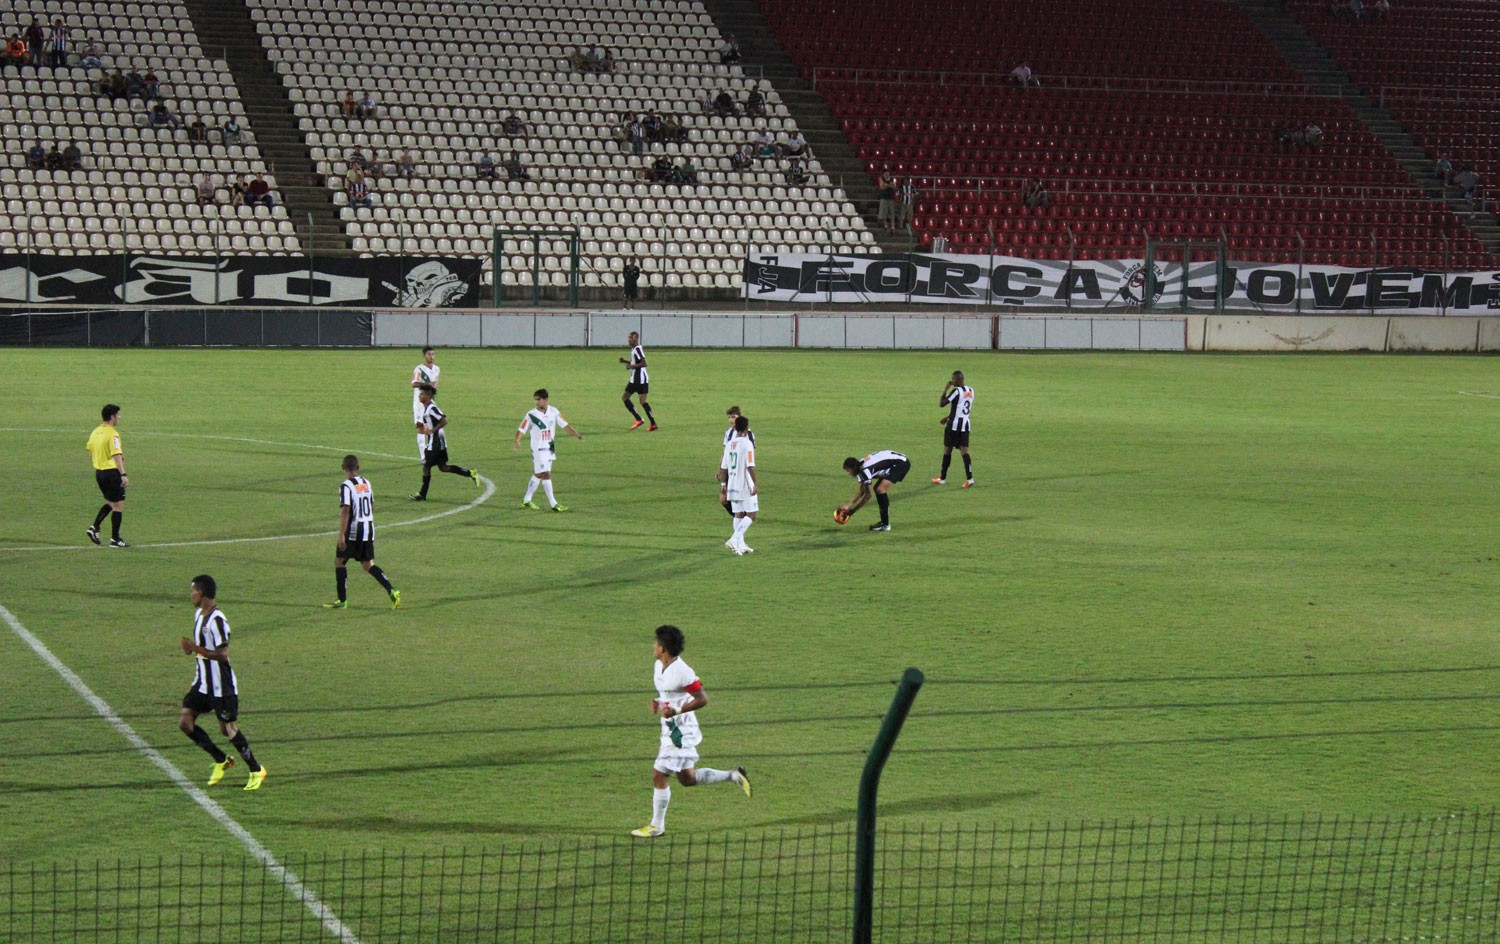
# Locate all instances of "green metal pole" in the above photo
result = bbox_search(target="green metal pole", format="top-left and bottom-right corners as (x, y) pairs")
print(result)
(854, 667), (924, 944)
(492, 230), (501, 308)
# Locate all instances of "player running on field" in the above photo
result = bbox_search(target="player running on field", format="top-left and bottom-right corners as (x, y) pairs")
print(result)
(325, 454), (401, 610)
(410, 384), (479, 500)
(178, 575), (267, 791)
(631, 624), (750, 838)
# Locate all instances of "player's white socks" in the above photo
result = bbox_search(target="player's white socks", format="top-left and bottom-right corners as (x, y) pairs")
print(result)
(694, 767), (734, 785)
(523, 476), (540, 502)
(651, 787), (671, 829)
(541, 479), (557, 507)
(732, 517), (753, 543)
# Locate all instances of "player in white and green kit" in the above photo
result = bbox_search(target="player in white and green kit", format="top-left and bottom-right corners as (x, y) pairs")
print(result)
(410, 346), (440, 460)
(514, 388), (584, 511)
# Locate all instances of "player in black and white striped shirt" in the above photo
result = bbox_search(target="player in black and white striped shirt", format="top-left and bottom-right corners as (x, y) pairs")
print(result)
(619, 331), (657, 430)
(840, 449), (911, 532)
(177, 575), (268, 790)
(933, 370), (975, 487)
(410, 384), (479, 501)
(325, 454), (401, 610)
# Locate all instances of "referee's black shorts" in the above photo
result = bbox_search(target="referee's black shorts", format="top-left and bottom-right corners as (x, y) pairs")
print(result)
(943, 428), (970, 449)
(95, 469), (125, 502)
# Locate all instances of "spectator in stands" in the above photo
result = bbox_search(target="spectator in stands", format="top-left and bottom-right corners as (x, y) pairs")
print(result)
(714, 91), (737, 117)
(1011, 62), (1039, 88)
(895, 176), (917, 230)
(188, 115), (209, 143)
(5, 33), (26, 73)
(1303, 122), (1323, 149)
(230, 173), (249, 206)
(100, 68), (127, 100)
(198, 174), (218, 205)
(348, 146), (368, 172)
(601, 48), (615, 73)
(719, 34), (742, 64)
(246, 174), (273, 207)
(124, 68), (145, 99)
(621, 256), (642, 308)
(26, 141), (45, 169)
(671, 158), (699, 186)
(48, 19), (68, 69)
(149, 102), (181, 129)
(44, 143), (64, 170)
(627, 115), (645, 155)
(1347, 0), (1364, 19)
(396, 149), (417, 177)
(754, 128), (776, 160)
(569, 46), (590, 71)
(1371, 0), (1389, 18)
(784, 158), (809, 187)
(79, 37), (100, 69)
(355, 90), (376, 120)
(24, 18), (44, 67)
(877, 171), (897, 232)
(744, 87), (766, 118)
(503, 151), (531, 181)
(347, 168), (373, 208)
(221, 116), (243, 146)
(141, 69), (160, 99)
(730, 142), (754, 171)
(1434, 154), (1453, 185)
(660, 113), (687, 143)
(62, 140), (81, 170)
(503, 112), (526, 137)
(476, 152), (497, 179)
(643, 111), (663, 143)
(650, 155), (673, 182)
(781, 130), (808, 160)
(1454, 166), (1479, 201)
(342, 88), (356, 117)
(365, 150), (385, 182)
(1022, 177), (1053, 209)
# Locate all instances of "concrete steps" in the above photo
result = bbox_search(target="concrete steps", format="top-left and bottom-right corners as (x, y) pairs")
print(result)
(182, 0), (350, 253)
(697, 0), (909, 253)
(1239, 0), (1500, 258)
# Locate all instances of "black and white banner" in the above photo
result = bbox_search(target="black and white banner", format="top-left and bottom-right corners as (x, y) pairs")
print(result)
(0, 255), (483, 307)
(743, 253), (1500, 315)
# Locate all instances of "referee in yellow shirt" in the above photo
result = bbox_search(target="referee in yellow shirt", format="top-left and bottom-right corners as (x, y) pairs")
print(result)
(85, 403), (129, 547)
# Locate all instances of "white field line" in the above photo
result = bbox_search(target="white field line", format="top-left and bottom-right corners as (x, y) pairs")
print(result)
(1457, 391), (1500, 400)
(0, 603), (363, 944)
(0, 428), (495, 551)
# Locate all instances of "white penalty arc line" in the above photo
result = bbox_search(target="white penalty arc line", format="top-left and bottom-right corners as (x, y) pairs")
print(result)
(0, 428), (496, 552)
(0, 603), (363, 944)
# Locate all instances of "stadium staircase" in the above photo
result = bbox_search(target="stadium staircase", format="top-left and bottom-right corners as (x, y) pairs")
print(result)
(697, 0), (908, 251)
(180, 0), (350, 253)
(1238, 0), (1500, 260)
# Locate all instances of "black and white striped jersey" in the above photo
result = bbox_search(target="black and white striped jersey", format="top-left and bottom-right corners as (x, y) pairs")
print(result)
(628, 344), (649, 385)
(340, 475), (375, 541)
(420, 402), (448, 450)
(943, 385), (975, 432)
(856, 450), (909, 485)
(189, 607), (237, 698)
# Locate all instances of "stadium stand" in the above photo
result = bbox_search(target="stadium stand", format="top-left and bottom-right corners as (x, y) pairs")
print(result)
(758, 0), (1495, 268)
(0, 0), (300, 255)
(245, 0), (875, 290)
(1286, 0), (1497, 205)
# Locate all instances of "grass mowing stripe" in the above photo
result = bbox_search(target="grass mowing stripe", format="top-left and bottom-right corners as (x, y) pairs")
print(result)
(0, 427), (496, 552)
(0, 602), (364, 944)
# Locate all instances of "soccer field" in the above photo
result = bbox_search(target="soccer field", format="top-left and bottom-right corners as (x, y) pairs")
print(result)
(2, 348), (1499, 936)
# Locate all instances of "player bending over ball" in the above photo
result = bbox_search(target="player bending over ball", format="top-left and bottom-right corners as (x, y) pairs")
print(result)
(839, 449), (911, 532)
(631, 625), (751, 838)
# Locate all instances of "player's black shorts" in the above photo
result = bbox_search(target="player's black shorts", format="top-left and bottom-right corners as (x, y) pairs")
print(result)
(183, 689), (239, 723)
(625, 382), (649, 396)
(423, 446), (449, 467)
(337, 539), (375, 563)
(95, 469), (125, 502)
(944, 428), (971, 448)
(881, 459), (911, 484)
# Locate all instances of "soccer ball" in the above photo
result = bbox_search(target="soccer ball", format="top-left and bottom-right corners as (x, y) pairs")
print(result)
(834, 507), (850, 525)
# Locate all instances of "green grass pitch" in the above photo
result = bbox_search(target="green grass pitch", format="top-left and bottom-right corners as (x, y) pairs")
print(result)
(2, 347), (1499, 873)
